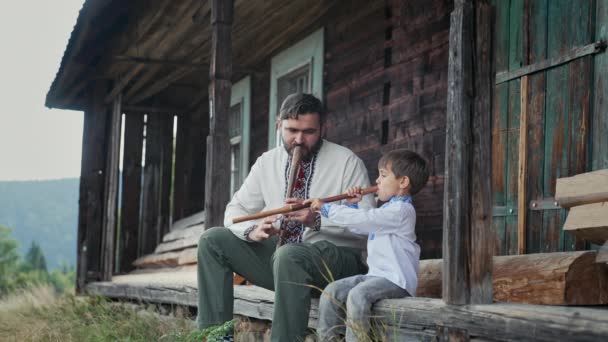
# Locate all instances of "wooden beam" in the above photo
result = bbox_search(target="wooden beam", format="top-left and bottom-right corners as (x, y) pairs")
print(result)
(517, 76), (529, 254)
(563, 202), (608, 245)
(113, 55), (208, 68)
(470, 0), (494, 304)
(443, 0), (474, 305)
(204, 0), (234, 228)
(555, 169), (608, 208)
(76, 80), (110, 292)
(122, 104), (185, 114)
(101, 93), (122, 281)
(495, 40), (606, 84)
(118, 112), (144, 273)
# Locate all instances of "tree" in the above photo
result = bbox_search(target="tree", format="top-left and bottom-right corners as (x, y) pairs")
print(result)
(23, 240), (48, 273)
(0, 225), (20, 295)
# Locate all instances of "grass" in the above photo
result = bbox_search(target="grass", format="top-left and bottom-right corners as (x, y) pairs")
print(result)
(0, 286), (202, 342)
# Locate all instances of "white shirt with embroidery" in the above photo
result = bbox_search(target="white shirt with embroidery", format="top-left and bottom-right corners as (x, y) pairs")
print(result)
(321, 196), (420, 295)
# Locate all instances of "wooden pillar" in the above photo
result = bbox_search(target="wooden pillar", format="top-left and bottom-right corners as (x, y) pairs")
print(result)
(100, 93), (122, 281)
(76, 80), (109, 292)
(118, 112), (144, 273)
(205, 0), (233, 228)
(443, 0), (494, 305)
(140, 113), (173, 255)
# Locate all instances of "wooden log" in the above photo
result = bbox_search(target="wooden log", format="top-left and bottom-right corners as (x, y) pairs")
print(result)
(416, 251), (608, 305)
(119, 112), (144, 273)
(563, 202), (608, 244)
(555, 169), (608, 208)
(205, 0), (234, 228)
(373, 296), (608, 342)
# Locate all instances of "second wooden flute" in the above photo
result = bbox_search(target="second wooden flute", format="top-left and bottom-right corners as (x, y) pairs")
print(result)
(232, 185), (378, 224)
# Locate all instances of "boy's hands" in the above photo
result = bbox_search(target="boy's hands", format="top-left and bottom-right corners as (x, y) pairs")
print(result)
(345, 186), (363, 204)
(305, 198), (325, 212)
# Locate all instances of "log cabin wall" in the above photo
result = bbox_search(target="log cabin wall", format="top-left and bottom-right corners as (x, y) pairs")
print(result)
(246, 0), (452, 259)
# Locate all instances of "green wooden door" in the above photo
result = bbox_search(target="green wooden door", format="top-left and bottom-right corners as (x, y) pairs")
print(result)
(492, 0), (603, 255)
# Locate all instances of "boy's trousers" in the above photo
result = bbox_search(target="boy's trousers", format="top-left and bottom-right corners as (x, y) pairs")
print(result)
(196, 226), (366, 342)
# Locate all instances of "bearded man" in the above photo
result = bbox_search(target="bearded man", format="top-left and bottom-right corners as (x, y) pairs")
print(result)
(196, 93), (374, 342)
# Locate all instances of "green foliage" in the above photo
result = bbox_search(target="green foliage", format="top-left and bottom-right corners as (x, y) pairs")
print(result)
(0, 225), (20, 295)
(0, 224), (74, 297)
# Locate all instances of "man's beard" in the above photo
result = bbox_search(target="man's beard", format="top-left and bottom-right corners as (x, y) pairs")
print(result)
(282, 138), (323, 161)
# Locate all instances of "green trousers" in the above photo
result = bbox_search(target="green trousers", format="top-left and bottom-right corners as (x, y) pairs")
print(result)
(197, 227), (366, 342)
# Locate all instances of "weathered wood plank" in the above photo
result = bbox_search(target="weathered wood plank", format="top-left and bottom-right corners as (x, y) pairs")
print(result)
(101, 93), (122, 280)
(170, 211), (205, 233)
(470, 0), (494, 304)
(140, 114), (174, 255)
(133, 248), (197, 268)
(593, 0), (608, 171)
(443, 0), (474, 305)
(542, 0), (570, 253)
(555, 169), (608, 208)
(563, 202), (608, 245)
(154, 235), (199, 254)
(118, 112), (144, 273)
(76, 80), (110, 291)
(517, 75), (529, 254)
(205, 0), (234, 229)
(373, 296), (608, 342)
(163, 223), (205, 242)
(495, 40), (605, 84)
(525, 0), (548, 254)
(491, 0), (511, 256)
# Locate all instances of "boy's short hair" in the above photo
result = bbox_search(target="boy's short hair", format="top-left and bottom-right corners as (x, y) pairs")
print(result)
(379, 149), (429, 195)
(279, 93), (326, 122)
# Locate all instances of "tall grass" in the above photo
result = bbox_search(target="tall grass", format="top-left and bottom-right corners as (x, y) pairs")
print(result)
(0, 285), (198, 341)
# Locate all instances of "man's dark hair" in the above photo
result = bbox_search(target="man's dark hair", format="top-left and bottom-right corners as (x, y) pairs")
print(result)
(379, 149), (430, 195)
(279, 93), (325, 122)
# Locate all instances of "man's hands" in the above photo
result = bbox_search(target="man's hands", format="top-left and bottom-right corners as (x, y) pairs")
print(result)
(283, 197), (317, 226)
(247, 215), (281, 242)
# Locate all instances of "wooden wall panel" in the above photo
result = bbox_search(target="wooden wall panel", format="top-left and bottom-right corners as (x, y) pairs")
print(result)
(118, 112), (144, 273)
(593, 0), (608, 171)
(140, 114), (173, 255)
(493, 0), (595, 254)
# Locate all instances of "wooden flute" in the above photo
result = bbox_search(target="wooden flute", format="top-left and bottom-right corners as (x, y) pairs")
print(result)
(232, 185), (378, 224)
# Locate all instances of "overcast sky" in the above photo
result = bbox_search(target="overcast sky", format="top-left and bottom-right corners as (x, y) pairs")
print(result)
(0, 1), (85, 181)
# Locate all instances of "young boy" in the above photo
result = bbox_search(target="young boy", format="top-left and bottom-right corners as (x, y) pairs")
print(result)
(307, 149), (429, 341)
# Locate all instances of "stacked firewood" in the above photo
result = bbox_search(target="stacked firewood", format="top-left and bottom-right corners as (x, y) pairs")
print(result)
(556, 169), (608, 264)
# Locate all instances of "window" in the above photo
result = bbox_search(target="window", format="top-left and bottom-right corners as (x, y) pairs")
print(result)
(268, 28), (324, 148)
(229, 76), (251, 195)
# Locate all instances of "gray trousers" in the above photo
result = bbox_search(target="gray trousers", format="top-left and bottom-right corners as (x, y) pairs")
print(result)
(196, 227), (366, 342)
(317, 275), (409, 342)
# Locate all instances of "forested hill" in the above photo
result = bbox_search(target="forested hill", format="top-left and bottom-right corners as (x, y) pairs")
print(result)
(0, 178), (79, 270)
